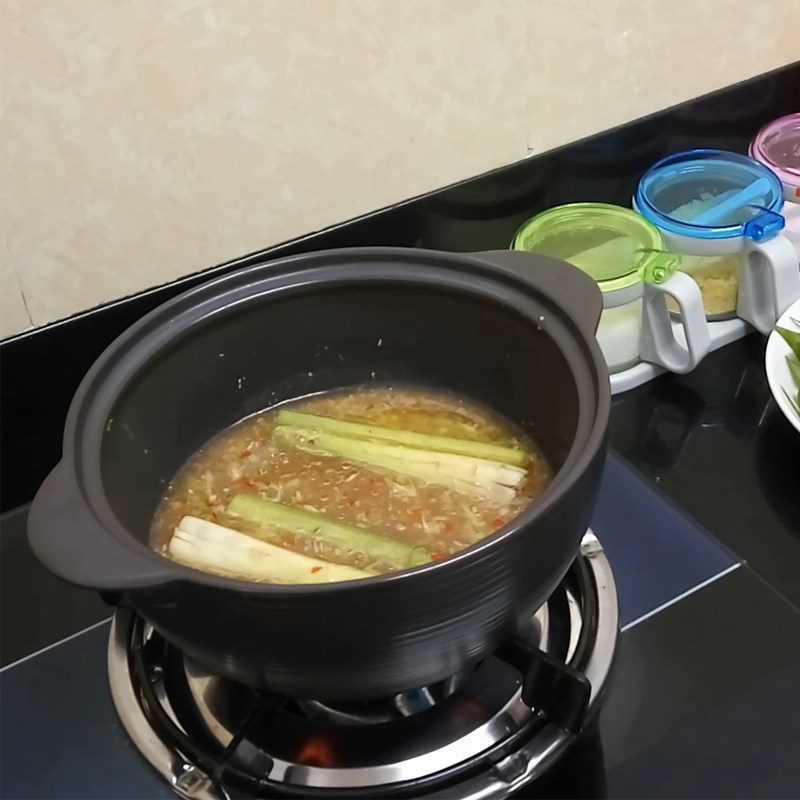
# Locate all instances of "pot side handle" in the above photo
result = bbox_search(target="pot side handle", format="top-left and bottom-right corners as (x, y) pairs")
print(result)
(473, 250), (604, 342)
(28, 462), (176, 590)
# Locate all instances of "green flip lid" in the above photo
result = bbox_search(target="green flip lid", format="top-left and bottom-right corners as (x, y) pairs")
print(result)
(512, 202), (679, 292)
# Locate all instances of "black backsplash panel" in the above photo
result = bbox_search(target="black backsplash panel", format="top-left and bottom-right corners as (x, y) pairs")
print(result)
(2, 62), (799, 512)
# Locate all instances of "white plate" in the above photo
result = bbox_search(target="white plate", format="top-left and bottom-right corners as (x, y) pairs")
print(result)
(765, 297), (800, 434)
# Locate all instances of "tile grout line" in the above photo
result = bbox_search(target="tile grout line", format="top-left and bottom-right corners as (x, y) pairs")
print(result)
(0, 616), (113, 674)
(620, 562), (743, 633)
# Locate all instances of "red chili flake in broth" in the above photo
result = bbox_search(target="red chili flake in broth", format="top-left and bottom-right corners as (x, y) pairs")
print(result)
(240, 450), (252, 459)
(311, 566), (323, 574)
(240, 480), (256, 488)
(431, 553), (446, 561)
(491, 518), (505, 529)
(443, 522), (455, 534)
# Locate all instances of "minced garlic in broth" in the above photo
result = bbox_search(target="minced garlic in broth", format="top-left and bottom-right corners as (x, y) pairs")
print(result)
(152, 387), (550, 578)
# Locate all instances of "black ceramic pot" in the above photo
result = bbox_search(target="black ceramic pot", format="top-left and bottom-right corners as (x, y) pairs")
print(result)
(29, 247), (609, 700)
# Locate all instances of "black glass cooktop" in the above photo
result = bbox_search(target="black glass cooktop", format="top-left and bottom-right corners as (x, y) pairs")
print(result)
(2, 449), (798, 799)
(2, 63), (799, 799)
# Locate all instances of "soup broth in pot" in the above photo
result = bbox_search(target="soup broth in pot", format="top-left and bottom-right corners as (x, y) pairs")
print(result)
(153, 387), (551, 584)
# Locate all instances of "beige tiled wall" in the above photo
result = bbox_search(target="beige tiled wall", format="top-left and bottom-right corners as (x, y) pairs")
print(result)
(1, 0), (798, 339)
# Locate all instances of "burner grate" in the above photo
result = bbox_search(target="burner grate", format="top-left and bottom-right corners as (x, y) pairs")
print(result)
(109, 531), (617, 799)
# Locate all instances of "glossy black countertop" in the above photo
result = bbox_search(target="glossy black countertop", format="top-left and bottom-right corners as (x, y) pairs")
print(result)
(610, 333), (800, 609)
(2, 64), (800, 799)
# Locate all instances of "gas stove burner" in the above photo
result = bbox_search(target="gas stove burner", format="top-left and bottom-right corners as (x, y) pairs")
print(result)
(108, 531), (617, 799)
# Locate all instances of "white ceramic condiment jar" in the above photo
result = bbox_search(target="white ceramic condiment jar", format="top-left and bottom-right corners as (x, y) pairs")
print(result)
(635, 149), (800, 335)
(512, 203), (710, 375)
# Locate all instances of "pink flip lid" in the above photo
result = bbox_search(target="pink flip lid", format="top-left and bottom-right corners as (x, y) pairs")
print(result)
(750, 113), (800, 200)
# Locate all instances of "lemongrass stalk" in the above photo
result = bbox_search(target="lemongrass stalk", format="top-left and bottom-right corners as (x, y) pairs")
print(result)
(169, 516), (375, 583)
(368, 453), (516, 504)
(274, 426), (519, 502)
(227, 495), (431, 569)
(276, 410), (527, 466)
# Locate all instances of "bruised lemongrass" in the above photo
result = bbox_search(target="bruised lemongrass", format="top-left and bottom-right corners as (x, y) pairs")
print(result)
(228, 494), (432, 569)
(274, 426), (521, 503)
(275, 409), (527, 466)
(169, 516), (375, 583)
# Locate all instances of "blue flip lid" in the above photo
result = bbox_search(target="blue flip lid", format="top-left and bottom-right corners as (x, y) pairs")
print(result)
(635, 149), (785, 241)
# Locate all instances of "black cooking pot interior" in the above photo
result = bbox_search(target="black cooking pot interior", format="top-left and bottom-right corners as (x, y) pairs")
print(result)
(105, 285), (579, 538)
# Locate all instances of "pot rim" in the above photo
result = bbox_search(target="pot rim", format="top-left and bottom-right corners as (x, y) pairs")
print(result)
(60, 247), (610, 594)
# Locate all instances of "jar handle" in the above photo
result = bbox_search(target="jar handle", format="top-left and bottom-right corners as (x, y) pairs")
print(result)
(640, 272), (711, 374)
(739, 234), (800, 335)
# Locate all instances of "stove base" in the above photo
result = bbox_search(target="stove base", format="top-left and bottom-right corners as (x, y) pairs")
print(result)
(108, 531), (617, 799)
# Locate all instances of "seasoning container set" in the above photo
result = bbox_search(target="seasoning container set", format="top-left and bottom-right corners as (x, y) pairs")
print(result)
(512, 114), (800, 387)
(512, 204), (709, 374)
(635, 149), (798, 335)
